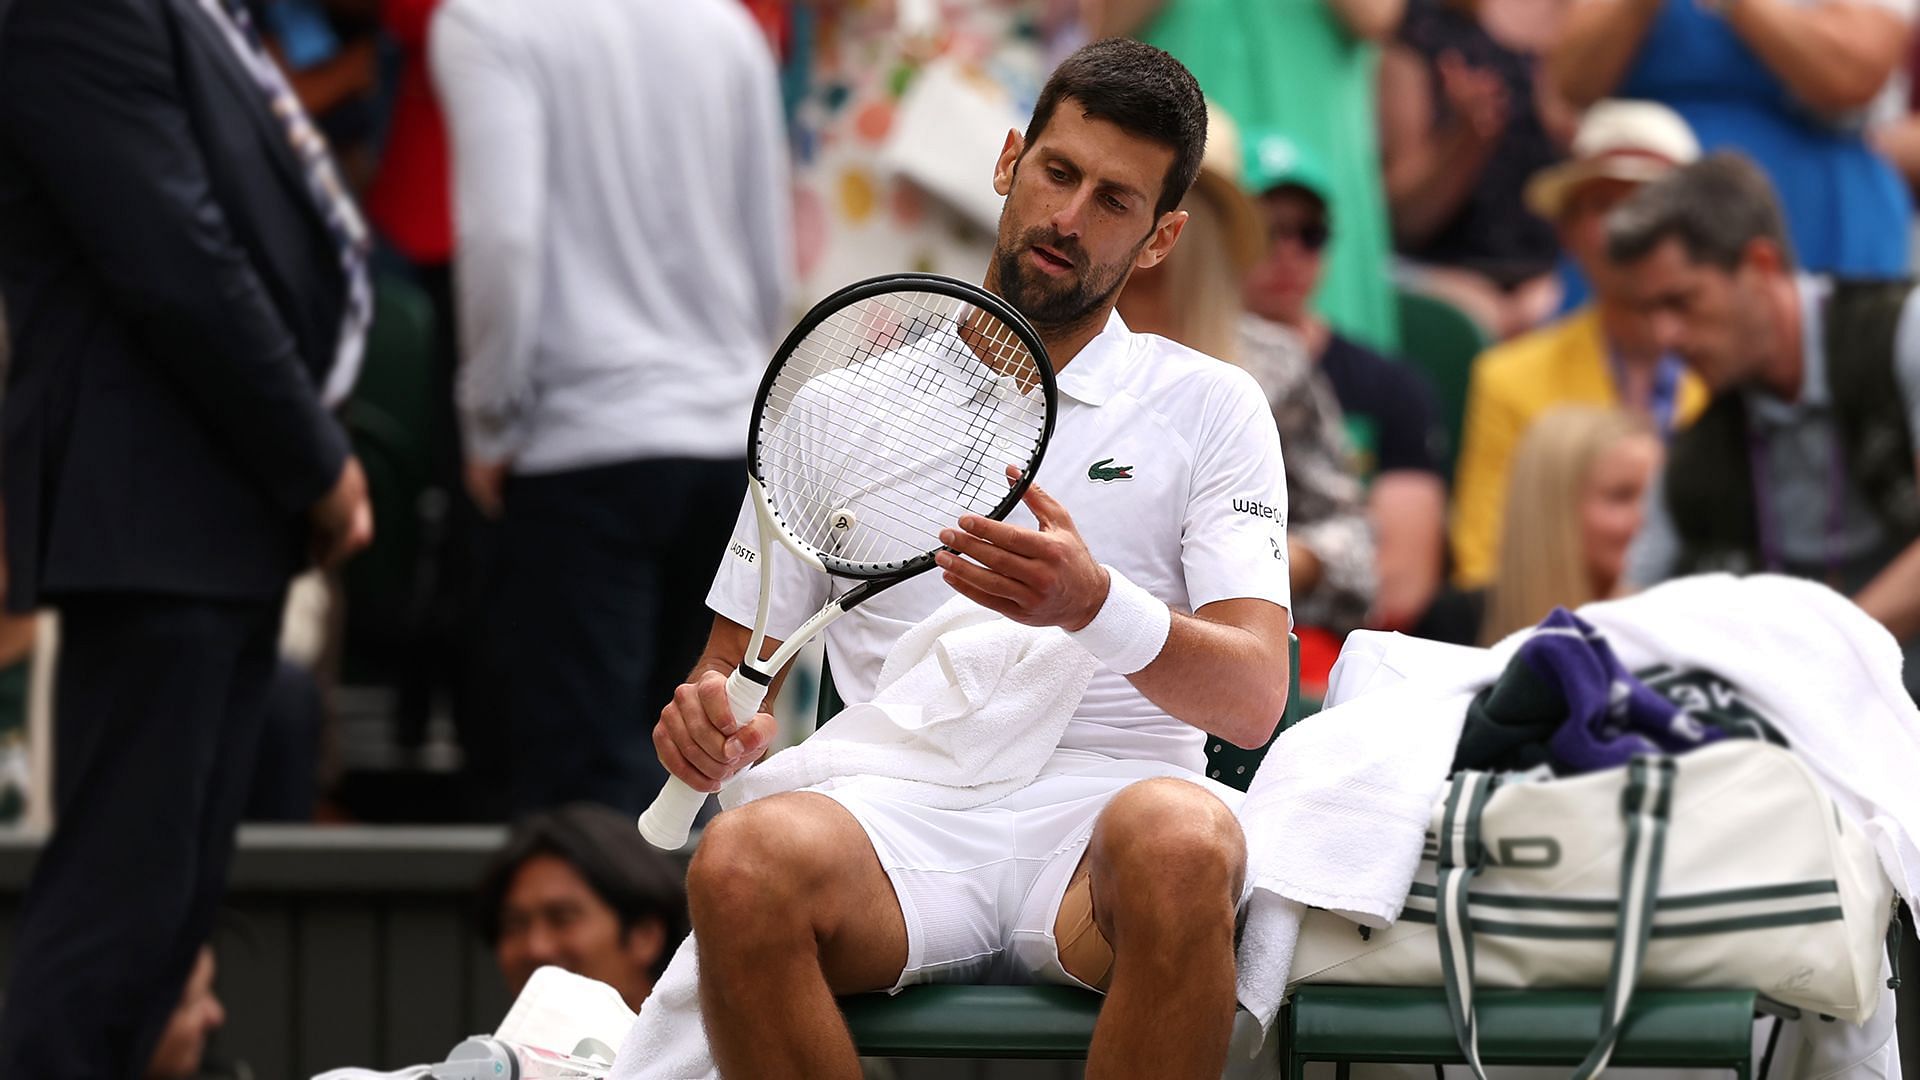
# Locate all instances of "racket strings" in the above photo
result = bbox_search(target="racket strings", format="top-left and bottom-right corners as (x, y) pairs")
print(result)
(763, 352), (1036, 561)
(756, 289), (1050, 572)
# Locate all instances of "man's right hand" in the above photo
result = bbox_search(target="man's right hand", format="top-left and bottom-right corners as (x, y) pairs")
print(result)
(310, 455), (374, 569)
(656, 672), (775, 791)
(654, 670), (777, 793)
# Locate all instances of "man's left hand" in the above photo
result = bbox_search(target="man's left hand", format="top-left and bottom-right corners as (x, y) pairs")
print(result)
(935, 468), (1110, 631)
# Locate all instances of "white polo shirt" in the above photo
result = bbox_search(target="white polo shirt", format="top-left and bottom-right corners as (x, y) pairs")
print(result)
(707, 310), (1291, 775)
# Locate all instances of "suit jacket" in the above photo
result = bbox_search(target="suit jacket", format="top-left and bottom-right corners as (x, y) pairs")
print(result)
(0, 0), (352, 611)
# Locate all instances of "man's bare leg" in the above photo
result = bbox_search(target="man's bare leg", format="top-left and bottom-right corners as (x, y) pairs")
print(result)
(686, 792), (908, 1080)
(1059, 778), (1245, 1080)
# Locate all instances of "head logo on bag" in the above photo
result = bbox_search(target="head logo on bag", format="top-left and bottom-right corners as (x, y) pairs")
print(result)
(1422, 833), (1563, 870)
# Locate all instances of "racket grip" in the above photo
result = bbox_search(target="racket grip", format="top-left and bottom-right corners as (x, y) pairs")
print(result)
(638, 779), (708, 849)
(637, 669), (769, 849)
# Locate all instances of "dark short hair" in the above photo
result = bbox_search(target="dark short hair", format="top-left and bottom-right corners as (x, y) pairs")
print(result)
(477, 803), (690, 982)
(1605, 153), (1796, 273)
(1023, 38), (1207, 218)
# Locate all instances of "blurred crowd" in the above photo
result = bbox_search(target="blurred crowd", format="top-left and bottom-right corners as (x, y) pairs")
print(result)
(284, 0), (1920, 825)
(3, 0), (1920, 822)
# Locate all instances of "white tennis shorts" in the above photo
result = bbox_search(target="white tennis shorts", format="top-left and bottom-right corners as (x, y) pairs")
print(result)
(817, 759), (1246, 993)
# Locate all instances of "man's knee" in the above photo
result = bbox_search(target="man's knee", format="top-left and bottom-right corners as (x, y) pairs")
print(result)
(1089, 779), (1245, 919)
(685, 794), (861, 935)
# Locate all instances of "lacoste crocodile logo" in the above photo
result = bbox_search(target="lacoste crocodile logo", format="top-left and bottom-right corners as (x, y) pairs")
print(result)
(1087, 458), (1134, 483)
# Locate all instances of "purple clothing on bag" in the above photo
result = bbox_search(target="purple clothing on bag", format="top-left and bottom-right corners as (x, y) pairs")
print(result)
(1453, 607), (1725, 775)
(1524, 609), (1722, 772)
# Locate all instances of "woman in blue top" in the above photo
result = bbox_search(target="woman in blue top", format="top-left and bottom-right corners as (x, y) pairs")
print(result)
(1550, 0), (1912, 278)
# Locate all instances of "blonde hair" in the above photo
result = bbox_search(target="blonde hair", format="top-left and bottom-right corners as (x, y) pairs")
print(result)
(1148, 185), (1244, 362)
(1480, 406), (1652, 645)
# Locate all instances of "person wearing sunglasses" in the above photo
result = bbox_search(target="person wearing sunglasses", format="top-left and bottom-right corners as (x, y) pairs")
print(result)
(1240, 131), (1452, 648)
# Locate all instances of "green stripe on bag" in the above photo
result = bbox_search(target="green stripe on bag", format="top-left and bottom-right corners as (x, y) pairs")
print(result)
(1650, 907), (1848, 938)
(1406, 879), (1838, 912)
(1399, 899), (1844, 938)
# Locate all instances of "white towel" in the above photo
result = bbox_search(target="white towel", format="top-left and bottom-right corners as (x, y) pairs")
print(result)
(610, 934), (711, 1080)
(312, 968), (634, 1080)
(495, 965), (636, 1059)
(722, 595), (1098, 811)
(1233, 632), (1496, 1036)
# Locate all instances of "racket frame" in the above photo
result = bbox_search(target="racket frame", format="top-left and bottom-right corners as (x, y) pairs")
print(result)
(734, 272), (1058, 689)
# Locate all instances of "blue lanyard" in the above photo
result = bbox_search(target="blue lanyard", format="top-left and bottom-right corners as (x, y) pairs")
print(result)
(1746, 424), (1849, 588)
(1607, 349), (1684, 437)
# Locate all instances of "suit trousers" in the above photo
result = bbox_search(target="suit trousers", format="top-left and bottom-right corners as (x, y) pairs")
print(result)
(493, 456), (743, 819)
(0, 591), (283, 1078)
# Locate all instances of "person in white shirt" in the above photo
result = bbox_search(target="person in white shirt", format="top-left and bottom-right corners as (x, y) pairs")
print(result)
(430, 0), (792, 817)
(649, 40), (1293, 1080)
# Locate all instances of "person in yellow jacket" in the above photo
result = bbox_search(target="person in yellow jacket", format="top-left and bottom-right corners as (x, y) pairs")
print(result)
(1450, 100), (1710, 588)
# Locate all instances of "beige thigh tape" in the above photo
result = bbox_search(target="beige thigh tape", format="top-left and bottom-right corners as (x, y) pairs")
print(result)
(1053, 868), (1114, 992)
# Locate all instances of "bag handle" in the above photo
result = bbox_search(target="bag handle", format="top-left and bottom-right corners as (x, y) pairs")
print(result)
(1435, 771), (1499, 1080)
(1436, 756), (1676, 1080)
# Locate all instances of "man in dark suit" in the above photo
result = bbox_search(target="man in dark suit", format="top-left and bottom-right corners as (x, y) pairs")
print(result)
(0, 0), (374, 1072)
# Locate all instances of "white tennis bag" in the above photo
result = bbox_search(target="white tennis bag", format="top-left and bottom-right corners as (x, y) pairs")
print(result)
(1289, 741), (1897, 1077)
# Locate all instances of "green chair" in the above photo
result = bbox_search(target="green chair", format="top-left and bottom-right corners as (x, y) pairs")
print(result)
(1395, 288), (1490, 482)
(830, 635), (1302, 1059)
(1286, 987), (1758, 1080)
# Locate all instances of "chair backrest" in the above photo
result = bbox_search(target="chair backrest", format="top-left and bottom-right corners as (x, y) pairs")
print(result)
(1395, 289), (1488, 482)
(814, 634), (1300, 796)
(1203, 633), (1300, 793)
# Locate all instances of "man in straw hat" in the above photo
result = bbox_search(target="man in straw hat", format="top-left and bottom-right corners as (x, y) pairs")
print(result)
(1449, 100), (1710, 590)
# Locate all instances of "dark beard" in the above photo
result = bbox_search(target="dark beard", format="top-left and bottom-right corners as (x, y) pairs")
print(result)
(991, 224), (1133, 334)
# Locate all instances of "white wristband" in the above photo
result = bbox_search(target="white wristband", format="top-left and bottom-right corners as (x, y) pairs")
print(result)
(1067, 565), (1171, 675)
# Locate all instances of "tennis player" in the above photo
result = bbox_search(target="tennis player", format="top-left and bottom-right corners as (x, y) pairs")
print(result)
(650, 40), (1292, 1079)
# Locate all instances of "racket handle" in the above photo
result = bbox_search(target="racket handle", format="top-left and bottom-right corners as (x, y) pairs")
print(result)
(638, 779), (706, 849)
(637, 668), (769, 849)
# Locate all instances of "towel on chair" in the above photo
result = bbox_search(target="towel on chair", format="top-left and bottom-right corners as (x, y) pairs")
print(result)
(721, 594), (1099, 811)
(1234, 573), (1920, 1064)
(1232, 631), (1490, 1038)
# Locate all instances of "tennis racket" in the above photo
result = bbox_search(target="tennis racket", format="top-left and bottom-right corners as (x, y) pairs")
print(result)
(638, 273), (1059, 848)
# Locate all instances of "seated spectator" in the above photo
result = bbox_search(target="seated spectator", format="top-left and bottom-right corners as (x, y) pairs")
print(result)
(477, 803), (690, 1012)
(1423, 406), (1662, 644)
(1381, 0), (1573, 338)
(1118, 108), (1375, 683)
(1551, 0), (1913, 279)
(1242, 132), (1450, 634)
(144, 946), (226, 1080)
(1449, 99), (1710, 588)
(1611, 154), (1920, 701)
